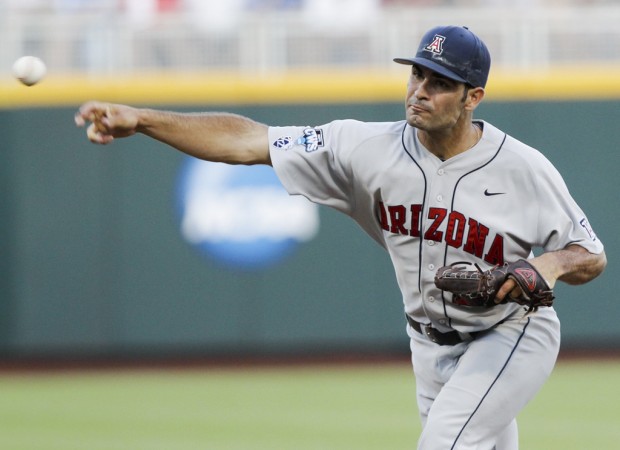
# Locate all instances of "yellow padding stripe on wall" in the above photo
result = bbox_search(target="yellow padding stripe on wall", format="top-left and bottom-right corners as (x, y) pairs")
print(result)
(2, 67), (620, 108)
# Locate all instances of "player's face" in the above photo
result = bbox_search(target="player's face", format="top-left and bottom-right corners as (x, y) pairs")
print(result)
(405, 65), (470, 131)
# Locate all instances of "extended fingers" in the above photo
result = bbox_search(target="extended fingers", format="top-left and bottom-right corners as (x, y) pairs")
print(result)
(75, 101), (105, 126)
(76, 102), (139, 144)
(76, 102), (116, 144)
(86, 123), (114, 144)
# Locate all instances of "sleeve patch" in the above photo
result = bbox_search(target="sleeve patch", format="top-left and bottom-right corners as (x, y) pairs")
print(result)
(579, 217), (598, 241)
(272, 136), (294, 150)
(295, 127), (324, 153)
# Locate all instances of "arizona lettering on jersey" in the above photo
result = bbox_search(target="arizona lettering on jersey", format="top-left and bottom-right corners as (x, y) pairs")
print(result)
(377, 202), (504, 265)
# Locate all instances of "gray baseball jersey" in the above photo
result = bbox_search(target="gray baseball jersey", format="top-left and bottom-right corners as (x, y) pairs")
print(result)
(268, 120), (604, 333)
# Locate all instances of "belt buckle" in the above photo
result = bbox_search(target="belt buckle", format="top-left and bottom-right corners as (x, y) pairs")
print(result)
(423, 325), (439, 344)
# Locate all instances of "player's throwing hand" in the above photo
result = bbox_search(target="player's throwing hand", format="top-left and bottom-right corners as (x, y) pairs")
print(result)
(74, 101), (139, 144)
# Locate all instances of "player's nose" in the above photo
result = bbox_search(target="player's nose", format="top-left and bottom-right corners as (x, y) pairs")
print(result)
(409, 79), (430, 100)
(406, 75), (433, 106)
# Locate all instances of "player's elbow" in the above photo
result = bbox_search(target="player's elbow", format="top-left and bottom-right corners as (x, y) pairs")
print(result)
(215, 145), (271, 166)
(591, 250), (607, 279)
(224, 127), (271, 166)
(561, 249), (607, 285)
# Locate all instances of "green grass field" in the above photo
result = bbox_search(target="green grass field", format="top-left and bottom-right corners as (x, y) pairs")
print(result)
(0, 359), (617, 450)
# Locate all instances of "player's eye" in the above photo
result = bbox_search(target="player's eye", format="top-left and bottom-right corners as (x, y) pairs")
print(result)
(435, 79), (449, 88)
(433, 77), (457, 91)
(411, 67), (423, 80)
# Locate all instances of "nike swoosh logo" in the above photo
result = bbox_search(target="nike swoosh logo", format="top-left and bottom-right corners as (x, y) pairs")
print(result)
(484, 189), (506, 196)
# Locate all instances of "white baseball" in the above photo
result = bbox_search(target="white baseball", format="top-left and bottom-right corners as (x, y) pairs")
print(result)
(12, 56), (47, 86)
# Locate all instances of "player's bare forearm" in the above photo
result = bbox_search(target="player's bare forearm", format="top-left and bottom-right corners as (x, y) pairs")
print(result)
(136, 109), (270, 165)
(532, 245), (607, 286)
(75, 102), (271, 165)
(495, 245), (606, 301)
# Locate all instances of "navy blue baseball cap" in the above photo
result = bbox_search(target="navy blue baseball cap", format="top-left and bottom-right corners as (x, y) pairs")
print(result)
(394, 25), (491, 88)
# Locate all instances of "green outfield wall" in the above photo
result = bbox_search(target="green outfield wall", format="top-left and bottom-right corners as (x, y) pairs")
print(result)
(0, 82), (618, 358)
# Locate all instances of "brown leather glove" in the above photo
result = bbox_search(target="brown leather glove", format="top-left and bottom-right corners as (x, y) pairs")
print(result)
(434, 259), (555, 312)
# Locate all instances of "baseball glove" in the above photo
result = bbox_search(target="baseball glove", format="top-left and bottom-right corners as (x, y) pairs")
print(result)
(434, 259), (554, 311)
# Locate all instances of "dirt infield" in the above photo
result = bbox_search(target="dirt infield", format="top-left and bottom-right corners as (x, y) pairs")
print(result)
(0, 347), (617, 374)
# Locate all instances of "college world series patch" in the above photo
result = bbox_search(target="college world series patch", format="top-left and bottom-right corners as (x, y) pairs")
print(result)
(296, 127), (324, 152)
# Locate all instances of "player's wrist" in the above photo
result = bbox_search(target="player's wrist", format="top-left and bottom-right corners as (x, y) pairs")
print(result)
(133, 107), (155, 134)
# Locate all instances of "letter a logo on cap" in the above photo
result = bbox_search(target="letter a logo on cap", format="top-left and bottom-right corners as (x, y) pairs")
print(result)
(424, 34), (445, 55)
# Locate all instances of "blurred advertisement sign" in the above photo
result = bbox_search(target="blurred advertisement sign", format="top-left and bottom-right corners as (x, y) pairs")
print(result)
(176, 158), (319, 270)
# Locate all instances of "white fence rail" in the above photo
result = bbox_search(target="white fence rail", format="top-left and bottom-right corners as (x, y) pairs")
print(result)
(2, 6), (620, 76)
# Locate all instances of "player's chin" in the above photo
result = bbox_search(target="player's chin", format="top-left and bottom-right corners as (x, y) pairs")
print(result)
(406, 112), (425, 128)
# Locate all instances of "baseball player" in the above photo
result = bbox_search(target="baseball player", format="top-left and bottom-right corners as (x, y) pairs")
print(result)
(75, 25), (606, 449)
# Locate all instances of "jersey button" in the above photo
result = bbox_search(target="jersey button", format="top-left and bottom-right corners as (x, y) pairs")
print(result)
(427, 240), (435, 246)
(428, 296), (435, 302)
(437, 168), (445, 175)
(436, 194), (443, 202)
(428, 264), (435, 270)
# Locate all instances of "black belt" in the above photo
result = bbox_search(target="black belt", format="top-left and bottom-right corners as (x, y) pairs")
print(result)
(406, 315), (480, 346)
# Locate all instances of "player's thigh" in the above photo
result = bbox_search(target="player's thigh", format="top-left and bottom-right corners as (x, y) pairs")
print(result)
(419, 308), (560, 450)
(409, 325), (469, 426)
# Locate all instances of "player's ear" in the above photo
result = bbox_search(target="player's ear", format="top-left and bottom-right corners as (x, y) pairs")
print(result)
(464, 86), (485, 111)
